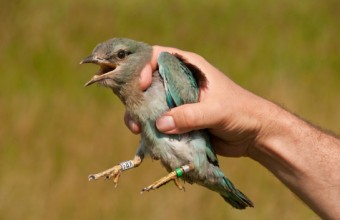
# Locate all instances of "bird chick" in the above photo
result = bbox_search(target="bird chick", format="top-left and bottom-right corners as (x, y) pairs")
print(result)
(80, 38), (253, 209)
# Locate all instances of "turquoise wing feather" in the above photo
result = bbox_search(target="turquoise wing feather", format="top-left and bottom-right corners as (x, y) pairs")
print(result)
(157, 52), (217, 163)
(158, 52), (199, 108)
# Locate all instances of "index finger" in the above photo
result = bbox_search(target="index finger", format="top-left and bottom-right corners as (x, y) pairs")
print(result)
(139, 46), (192, 91)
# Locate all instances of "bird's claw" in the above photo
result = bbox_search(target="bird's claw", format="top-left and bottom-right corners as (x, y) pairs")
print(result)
(174, 178), (185, 192)
(140, 170), (178, 193)
(88, 174), (96, 181)
(88, 165), (122, 186)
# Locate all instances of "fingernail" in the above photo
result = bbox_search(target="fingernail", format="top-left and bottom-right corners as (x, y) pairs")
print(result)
(156, 116), (175, 131)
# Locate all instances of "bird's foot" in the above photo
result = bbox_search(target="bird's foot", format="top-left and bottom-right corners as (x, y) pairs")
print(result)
(141, 170), (177, 193)
(88, 165), (122, 187)
(174, 178), (185, 191)
(88, 157), (142, 188)
(141, 164), (193, 193)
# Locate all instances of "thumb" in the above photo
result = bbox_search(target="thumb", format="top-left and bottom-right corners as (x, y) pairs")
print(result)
(156, 102), (215, 134)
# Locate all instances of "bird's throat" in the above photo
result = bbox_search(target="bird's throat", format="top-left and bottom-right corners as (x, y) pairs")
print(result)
(113, 77), (144, 109)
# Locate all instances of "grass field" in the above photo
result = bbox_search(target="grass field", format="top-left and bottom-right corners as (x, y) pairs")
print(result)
(1, 0), (339, 219)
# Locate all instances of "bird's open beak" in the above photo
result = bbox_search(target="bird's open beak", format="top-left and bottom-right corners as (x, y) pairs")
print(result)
(80, 55), (97, 64)
(80, 55), (117, 87)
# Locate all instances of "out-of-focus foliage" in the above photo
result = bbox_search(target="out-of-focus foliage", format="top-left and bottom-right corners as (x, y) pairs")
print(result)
(0, 0), (338, 219)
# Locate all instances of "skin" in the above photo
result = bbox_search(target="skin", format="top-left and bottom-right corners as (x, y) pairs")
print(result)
(125, 46), (340, 219)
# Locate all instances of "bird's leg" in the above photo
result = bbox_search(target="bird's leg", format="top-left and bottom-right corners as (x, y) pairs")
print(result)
(141, 164), (194, 193)
(88, 154), (143, 187)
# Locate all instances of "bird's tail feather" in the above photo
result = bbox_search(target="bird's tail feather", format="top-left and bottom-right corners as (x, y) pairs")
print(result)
(220, 177), (254, 209)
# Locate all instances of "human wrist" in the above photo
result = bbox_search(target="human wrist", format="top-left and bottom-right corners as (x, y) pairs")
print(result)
(248, 100), (321, 184)
(247, 101), (301, 171)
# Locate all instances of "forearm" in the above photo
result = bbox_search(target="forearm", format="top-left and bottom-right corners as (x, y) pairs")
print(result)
(250, 102), (340, 219)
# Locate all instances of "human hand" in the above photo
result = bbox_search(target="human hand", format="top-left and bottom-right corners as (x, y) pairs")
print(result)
(125, 46), (277, 158)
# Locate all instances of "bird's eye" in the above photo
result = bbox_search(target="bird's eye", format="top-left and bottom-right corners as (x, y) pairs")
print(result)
(117, 50), (126, 59)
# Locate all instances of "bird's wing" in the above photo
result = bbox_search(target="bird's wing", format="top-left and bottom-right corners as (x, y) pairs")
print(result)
(158, 52), (218, 164)
(158, 52), (199, 108)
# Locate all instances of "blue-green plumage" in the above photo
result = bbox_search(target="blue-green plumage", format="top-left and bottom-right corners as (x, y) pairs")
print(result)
(81, 38), (253, 209)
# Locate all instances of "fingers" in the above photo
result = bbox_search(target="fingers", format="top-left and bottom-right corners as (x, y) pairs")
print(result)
(152, 45), (189, 63)
(140, 45), (224, 135)
(139, 46), (196, 91)
(139, 63), (153, 91)
(156, 102), (218, 134)
(124, 112), (141, 134)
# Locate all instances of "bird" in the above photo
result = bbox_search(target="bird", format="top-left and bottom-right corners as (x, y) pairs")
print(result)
(80, 38), (253, 209)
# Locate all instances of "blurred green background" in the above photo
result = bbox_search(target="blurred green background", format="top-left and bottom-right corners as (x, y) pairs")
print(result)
(1, 0), (339, 219)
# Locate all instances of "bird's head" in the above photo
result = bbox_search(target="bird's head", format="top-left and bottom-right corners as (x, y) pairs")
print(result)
(80, 38), (152, 92)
